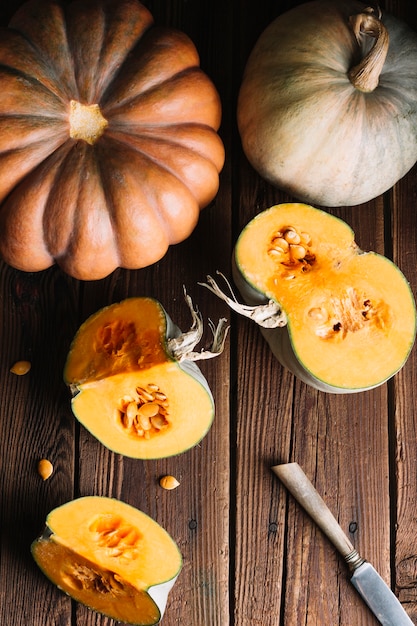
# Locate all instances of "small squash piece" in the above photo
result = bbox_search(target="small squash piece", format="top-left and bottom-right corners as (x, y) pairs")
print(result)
(204, 204), (416, 393)
(31, 496), (182, 625)
(64, 296), (227, 458)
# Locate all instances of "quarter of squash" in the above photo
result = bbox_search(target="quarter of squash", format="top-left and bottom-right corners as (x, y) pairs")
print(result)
(64, 297), (216, 458)
(229, 203), (416, 392)
(31, 496), (182, 625)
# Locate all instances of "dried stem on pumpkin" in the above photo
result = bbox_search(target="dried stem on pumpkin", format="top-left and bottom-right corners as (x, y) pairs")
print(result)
(199, 272), (287, 329)
(167, 287), (229, 362)
(348, 6), (389, 92)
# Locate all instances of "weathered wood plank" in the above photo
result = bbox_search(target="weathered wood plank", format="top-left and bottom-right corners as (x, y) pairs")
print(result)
(0, 265), (80, 626)
(391, 162), (417, 624)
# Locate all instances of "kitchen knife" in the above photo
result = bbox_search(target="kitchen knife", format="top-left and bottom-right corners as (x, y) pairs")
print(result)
(272, 462), (413, 625)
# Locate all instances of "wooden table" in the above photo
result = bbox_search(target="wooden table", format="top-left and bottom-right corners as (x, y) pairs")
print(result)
(2, 0), (417, 624)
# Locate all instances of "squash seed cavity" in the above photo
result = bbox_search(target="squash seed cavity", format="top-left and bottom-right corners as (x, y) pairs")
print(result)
(116, 383), (170, 439)
(95, 320), (137, 356)
(89, 514), (142, 561)
(307, 288), (390, 340)
(268, 226), (315, 276)
(268, 227), (392, 340)
(62, 562), (129, 596)
(94, 320), (160, 369)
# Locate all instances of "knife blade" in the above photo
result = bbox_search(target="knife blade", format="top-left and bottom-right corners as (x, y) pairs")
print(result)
(272, 462), (413, 626)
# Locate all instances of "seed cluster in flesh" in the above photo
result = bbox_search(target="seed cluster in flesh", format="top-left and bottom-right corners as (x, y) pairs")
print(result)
(95, 320), (138, 357)
(94, 319), (159, 368)
(62, 561), (127, 596)
(89, 514), (142, 559)
(59, 514), (143, 596)
(116, 384), (170, 439)
(268, 225), (316, 278)
(308, 288), (390, 340)
(267, 225), (390, 340)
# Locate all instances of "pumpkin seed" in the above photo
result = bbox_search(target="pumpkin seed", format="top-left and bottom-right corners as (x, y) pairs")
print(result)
(38, 458), (53, 481)
(118, 395), (134, 410)
(109, 574), (125, 591)
(155, 403), (168, 415)
(126, 402), (138, 421)
(136, 387), (154, 402)
(300, 232), (312, 245)
(138, 402), (159, 418)
(159, 475), (180, 490)
(308, 307), (328, 322)
(122, 411), (134, 429)
(153, 391), (167, 402)
(10, 360), (31, 375)
(136, 412), (152, 431)
(284, 228), (301, 244)
(151, 414), (168, 430)
(271, 236), (289, 252)
(268, 247), (284, 257)
(290, 244), (306, 260)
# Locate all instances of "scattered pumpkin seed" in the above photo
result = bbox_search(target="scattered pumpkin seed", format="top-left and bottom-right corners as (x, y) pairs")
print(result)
(10, 360), (31, 375)
(159, 475), (180, 490)
(38, 458), (53, 481)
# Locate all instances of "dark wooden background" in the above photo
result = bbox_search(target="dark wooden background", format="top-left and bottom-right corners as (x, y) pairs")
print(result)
(1, 0), (417, 624)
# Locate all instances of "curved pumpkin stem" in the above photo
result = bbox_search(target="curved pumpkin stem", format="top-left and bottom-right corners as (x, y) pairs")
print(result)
(348, 6), (389, 92)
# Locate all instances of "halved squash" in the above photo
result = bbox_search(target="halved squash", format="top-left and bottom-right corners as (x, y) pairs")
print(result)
(203, 203), (416, 393)
(31, 496), (182, 625)
(64, 296), (227, 458)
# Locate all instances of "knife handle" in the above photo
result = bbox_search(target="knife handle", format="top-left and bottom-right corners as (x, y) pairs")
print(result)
(272, 463), (356, 560)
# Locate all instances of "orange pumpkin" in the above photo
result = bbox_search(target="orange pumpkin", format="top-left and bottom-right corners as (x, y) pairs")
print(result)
(0, 0), (224, 279)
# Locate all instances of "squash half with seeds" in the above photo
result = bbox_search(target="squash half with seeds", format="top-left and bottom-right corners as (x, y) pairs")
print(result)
(204, 203), (416, 393)
(64, 296), (227, 458)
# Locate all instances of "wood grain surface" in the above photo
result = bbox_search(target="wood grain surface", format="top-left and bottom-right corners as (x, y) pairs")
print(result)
(1, 0), (417, 625)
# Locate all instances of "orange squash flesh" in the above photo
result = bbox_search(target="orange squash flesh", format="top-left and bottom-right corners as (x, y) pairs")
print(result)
(64, 298), (214, 458)
(32, 496), (182, 625)
(234, 203), (416, 391)
(65, 298), (169, 385)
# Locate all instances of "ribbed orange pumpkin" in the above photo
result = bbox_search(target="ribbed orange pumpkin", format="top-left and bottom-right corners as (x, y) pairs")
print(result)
(0, 0), (224, 279)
